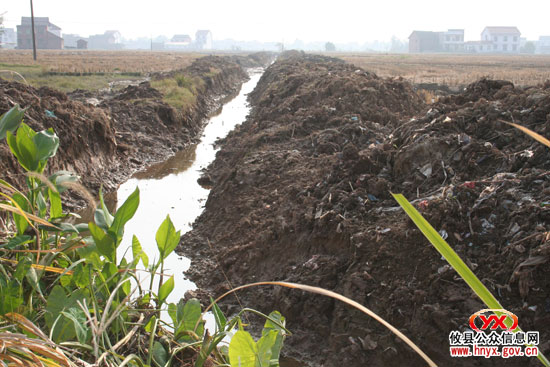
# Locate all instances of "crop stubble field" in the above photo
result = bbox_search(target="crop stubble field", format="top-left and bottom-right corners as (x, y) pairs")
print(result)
(336, 53), (550, 87)
(2, 50), (550, 90)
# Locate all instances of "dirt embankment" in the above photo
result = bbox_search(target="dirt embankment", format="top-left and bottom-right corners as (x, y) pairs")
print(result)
(0, 54), (272, 205)
(180, 53), (550, 366)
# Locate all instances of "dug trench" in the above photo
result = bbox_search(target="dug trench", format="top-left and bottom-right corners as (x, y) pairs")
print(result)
(0, 53), (274, 208)
(180, 52), (550, 366)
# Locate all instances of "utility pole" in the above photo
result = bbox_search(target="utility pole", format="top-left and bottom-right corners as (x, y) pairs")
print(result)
(30, 0), (37, 60)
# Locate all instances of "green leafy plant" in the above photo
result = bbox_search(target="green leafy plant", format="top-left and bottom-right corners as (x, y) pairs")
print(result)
(0, 105), (288, 367)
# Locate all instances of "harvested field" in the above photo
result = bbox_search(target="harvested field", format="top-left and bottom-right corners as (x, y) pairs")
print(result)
(336, 53), (550, 87)
(180, 53), (550, 366)
(0, 49), (203, 73)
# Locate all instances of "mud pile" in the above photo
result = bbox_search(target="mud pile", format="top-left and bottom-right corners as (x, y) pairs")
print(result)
(180, 53), (550, 366)
(0, 55), (263, 206)
(0, 81), (117, 194)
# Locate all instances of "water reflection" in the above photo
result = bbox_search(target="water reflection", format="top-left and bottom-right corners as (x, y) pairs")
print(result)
(115, 69), (263, 307)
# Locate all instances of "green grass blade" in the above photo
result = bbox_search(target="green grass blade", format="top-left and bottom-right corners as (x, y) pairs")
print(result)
(392, 193), (550, 366)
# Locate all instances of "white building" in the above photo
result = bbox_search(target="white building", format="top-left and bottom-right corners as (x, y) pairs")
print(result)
(536, 36), (550, 54)
(481, 26), (521, 53)
(0, 28), (17, 49)
(88, 30), (123, 50)
(195, 30), (212, 50)
(441, 29), (464, 52)
(464, 40), (493, 53)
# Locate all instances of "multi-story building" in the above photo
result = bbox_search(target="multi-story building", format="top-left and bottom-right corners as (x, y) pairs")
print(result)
(195, 30), (212, 50)
(408, 31), (441, 53)
(16, 17), (63, 49)
(481, 26), (521, 53)
(409, 29), (464, 53)
(0, 28), (17, 49)
(441, 29), (464, 52)
(88, 31), (122, 50)
(536, 36), (550, 54)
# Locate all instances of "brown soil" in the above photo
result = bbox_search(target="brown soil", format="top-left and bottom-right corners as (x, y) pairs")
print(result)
(0, 54), (272, 207)
(180, 53), (550, 366)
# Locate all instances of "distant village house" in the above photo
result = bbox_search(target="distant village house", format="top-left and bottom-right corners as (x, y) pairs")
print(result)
(63, 33), (88, 49)
(0, 28), (17, 49)
(195, 30), (212, 50)
(88, 30), (123, 50)
(17, 17), (63, 49)
(481, 26), (521, 52)
(536, 36), (550, 54)
(165, 34), (192, 50)
(409, 26), (521, 53)
(409, 29), (464, 53)
(77, 39), (88, 49)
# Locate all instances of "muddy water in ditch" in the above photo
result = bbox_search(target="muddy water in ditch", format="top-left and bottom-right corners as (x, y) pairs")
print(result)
(115, 69), (263, 308)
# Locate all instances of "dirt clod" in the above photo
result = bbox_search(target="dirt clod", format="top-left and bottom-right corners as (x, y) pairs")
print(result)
(180, 53), (550, 366)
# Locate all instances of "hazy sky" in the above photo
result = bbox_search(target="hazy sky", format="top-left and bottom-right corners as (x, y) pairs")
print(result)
(2, 0), (549, 43)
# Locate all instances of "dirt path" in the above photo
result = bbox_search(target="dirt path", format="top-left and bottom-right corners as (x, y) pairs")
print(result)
(180, 52), (550, 366)
(0, 54), (273, 207)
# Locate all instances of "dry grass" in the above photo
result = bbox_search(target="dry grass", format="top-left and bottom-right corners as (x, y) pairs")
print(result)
(0, 50), (206, 92)
(334, 53), (550, 87)
(0, 49), (203, 73)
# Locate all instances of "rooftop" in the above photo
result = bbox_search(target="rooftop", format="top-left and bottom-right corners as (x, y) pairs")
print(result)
(483, 26), (521, 34)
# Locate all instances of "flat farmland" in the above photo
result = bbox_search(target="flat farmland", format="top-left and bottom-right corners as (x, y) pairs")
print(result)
(0, 50), (206, 92)
(335, 53), (550, 87)
(0, 49), (203, 72)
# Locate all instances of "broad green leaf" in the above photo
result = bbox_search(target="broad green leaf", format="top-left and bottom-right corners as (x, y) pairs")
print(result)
(61, 307), (89, 344)
(144, 315), (156, 333)
(88, 221), (115, 262)
(25, 267), (44, 299)
(393, 193), (550, 367)
(0, 278), (23, 315)
(211, 299), (227, 332)
(256, 330), (278, 367)
(11, 193), (29, 235)
(174, 298), (203, 341)
(34, 128), (59, 162)
(167, 302), (178, 326)
(132, 235), (149, 268)
(76, 239), (102, 269)
(13, 257), (32, 282)
(56, 222), (80, 233)
(49, 188), (62, 219)
(109, 187), (139, 243)
(262, 311), (285, 335)
(50, 171), (79, 194)
(36, 191), (47, 218)
(152, 341), (168, 367)
(2, 235), (32, 249)
(262, 311), (286, 363)
(158, 275), (174, 305)
(14, 123), (39, 171)
(156, 215), (180, 260)
(45, 286), (87, 342)
(74, 223), (89, 233)
(0, 105), (25, 140)
(72, 263), (91, 288)
(94, 187), (114, 231)
(229, 330), (257, 367)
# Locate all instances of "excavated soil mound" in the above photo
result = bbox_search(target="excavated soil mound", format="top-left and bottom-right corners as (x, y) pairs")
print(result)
(180, 53), (550, 366)
(0, 81), (117, 194)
